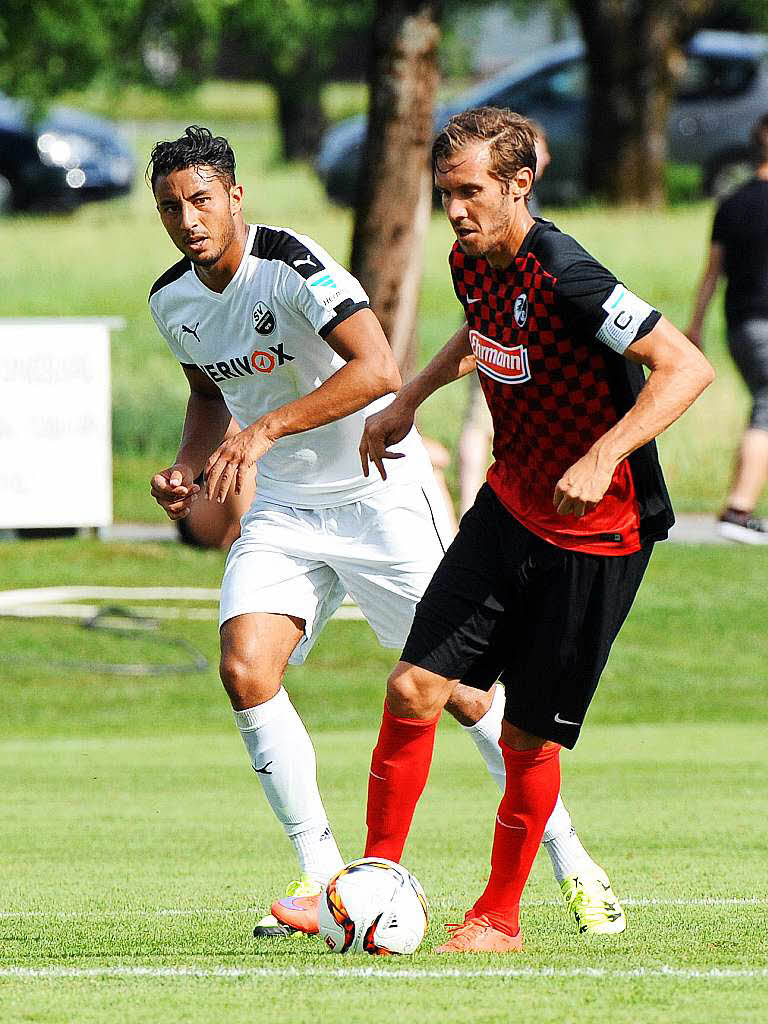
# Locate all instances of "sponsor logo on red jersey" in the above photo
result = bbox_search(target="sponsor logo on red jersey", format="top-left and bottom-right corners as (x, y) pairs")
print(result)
(469, 329), (531, 385)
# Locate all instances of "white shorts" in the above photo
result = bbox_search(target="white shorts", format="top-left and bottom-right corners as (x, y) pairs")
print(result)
(219, 475), (453, 664)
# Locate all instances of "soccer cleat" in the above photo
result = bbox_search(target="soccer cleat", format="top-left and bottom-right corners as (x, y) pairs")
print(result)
(254, 876), (322, 938)
(435, 916), (524, 953)
(270, 875), (322, 935)
(560, 871), (626, 935)
(717, 508), (768, 545)
(252, 913), (300, 939)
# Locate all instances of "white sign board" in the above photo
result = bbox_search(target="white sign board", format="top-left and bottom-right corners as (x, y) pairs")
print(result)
(0, 320), (115, 528)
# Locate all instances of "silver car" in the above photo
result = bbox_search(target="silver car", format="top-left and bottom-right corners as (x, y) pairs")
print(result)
(317, 30), (768, 205)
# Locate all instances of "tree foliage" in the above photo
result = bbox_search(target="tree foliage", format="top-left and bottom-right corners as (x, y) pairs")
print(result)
(218, 1), (373, 158)
(0, 0), (232, 109)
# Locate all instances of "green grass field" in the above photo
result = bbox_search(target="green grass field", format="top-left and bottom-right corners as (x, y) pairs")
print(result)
(1, 94), (767, 1022)
(1, 539), (766, 1023)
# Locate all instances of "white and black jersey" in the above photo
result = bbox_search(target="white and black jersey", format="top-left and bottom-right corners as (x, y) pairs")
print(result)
(150, 224), (431, 506)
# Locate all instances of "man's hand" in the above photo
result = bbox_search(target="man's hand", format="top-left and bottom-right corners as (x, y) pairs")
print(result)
(359, 400), (415, 480)
(205, 421), (276, 503)
(553, 449), (615, 518)
(150, 464), (200, 521)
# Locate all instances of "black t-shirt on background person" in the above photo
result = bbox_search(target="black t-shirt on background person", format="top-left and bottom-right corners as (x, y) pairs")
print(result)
(712, 178), (768, 327)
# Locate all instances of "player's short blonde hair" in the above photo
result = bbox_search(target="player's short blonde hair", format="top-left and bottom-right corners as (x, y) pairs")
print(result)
(432, 107), (537, 192)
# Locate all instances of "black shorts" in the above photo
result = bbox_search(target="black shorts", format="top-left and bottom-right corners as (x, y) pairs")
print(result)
(401, 485), (653, 748)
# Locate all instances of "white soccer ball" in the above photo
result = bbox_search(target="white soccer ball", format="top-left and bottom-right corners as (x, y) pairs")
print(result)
(318, 857), (428, 955)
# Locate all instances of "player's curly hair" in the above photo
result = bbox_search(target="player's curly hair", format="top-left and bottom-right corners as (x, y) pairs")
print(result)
(432, 107), (537, 193)
(147, 125), (236, 191)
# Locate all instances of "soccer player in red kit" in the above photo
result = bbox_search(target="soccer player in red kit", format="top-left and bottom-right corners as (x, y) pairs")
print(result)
(358, 108), (714, 952)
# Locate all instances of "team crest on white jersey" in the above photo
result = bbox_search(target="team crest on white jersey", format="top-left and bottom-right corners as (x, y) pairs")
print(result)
(469, 329), (531, 385)
(252, 301), (276, 335)
(513, 293), (528, 327)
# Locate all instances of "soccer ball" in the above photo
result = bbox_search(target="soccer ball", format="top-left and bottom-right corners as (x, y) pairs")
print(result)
(317, 857), (428, 955)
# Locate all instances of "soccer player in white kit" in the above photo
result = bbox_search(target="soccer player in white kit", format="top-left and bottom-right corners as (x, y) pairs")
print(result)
(148, 126), (625, 938)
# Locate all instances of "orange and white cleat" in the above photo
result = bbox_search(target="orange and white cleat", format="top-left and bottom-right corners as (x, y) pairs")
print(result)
(435, 915), (524, 953)
(270, 884), (322, 935)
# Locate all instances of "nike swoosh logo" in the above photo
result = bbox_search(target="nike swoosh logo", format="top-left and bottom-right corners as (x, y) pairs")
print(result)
(467, 297), (481, 304)
(276, 896), (315, 912)
(554, 713), (581, 726)
(369, 770), (386, 780)
(253, 761), (273, 774)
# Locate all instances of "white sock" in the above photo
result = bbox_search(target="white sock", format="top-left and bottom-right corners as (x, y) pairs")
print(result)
(234, 687), (344, 886)
(541, 796), (599, 884)
(463, 685), (596, 881)
(462, 684), (507, 791)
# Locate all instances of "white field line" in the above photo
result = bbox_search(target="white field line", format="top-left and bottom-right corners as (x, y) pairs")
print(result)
(0, 587), (365, 621)
(1, 965), (767, 981)
(2, 897), (766, 920)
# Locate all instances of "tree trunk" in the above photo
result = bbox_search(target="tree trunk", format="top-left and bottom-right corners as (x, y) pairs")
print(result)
(274, 69), (327, 161)
(350, 0), (442, 378)
(572, 0), (714, 206)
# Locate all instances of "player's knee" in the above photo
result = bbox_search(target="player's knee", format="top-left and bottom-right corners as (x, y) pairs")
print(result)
(219, 650), (280, 709)
(500, 719), (555, 751)
(445, 682), (495, 727)
(385, 662), (453, 720)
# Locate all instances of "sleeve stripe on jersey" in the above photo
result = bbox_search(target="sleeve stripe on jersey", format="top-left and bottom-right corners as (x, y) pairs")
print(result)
(251, 225), (327, 280)
(318, 299), (369, 339)
(149, 256), (191, 300)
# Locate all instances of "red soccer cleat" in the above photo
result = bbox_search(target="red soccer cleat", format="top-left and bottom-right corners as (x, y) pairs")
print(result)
(435, 915), (524, 953)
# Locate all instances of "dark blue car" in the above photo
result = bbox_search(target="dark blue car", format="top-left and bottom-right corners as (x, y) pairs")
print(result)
(0, 92), (135, 213)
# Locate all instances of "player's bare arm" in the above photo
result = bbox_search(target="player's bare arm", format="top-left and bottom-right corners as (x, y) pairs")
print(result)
(360, 322), (475, 479)
(686, 242), (724, 348)
(205, 307), (401, 502)
(553, 317), (715, 517)
(150, 364), (231, 520)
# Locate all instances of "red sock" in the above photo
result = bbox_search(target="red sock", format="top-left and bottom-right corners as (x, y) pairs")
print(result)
(470, 741), (561, 936)
(364, 704), (440, 862)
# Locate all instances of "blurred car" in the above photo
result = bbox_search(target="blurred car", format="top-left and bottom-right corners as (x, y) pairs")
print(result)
(0, 92), (135, 213)
(316, 30), (768, 206)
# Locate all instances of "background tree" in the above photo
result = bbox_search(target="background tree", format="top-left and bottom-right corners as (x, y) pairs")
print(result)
(219, 1), (372, 161)
(570, 0), (718, 206)
(349, 0), (443, 379)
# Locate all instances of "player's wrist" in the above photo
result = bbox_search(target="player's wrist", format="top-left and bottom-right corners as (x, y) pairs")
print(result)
(173, 453), (205, 483)
(254, 412), (285, 444)
(395, 380), (426, 415)
(590, 437), (622, 476)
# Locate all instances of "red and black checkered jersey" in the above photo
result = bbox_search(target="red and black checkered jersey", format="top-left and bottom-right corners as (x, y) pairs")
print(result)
(451, 219), (674, 554)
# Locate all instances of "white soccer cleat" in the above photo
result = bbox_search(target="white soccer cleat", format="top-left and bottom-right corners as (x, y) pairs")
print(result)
(560, 870), (626, 935)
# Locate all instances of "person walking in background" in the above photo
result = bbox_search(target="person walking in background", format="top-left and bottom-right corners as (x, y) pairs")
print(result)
(688, 112), (768, 543)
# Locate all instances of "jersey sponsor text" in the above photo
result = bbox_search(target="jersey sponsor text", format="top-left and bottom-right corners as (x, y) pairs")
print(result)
(469, 329), (531, 384)
(198, 343), (294, 382)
